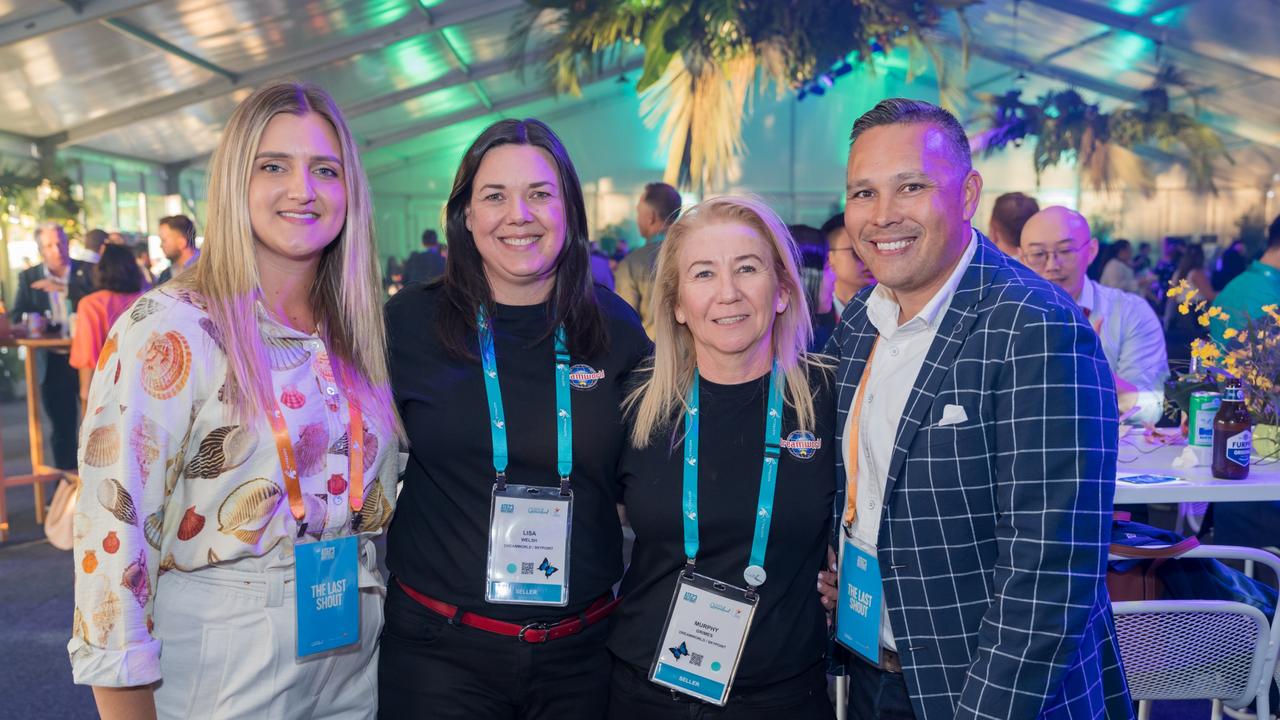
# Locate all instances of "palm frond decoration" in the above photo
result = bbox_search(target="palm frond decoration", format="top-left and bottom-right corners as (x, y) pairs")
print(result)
(516, 0), (976, 191)
(971, 65), (1229, 194)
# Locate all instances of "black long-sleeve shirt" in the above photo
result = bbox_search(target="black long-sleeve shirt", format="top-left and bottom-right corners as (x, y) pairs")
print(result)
(608, 368), (836, 688)
(385, 283), (651, 622)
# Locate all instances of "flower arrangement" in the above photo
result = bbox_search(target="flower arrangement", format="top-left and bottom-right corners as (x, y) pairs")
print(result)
(1166, 278), (1280, 457)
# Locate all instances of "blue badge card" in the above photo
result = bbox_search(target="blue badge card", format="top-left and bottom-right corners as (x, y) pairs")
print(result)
(648, 572), (758, 706)
(836, 535), (883, 665)
(294, 535), (359, 657)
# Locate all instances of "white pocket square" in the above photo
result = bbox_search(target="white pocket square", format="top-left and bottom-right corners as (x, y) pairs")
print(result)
(938, 404), (968, 426)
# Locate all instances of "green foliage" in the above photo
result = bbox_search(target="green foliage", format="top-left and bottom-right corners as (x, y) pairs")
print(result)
(973, 66), (1230, 194)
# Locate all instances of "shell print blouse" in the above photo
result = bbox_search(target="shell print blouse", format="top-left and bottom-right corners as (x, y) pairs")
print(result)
(67, 285), (403, 687)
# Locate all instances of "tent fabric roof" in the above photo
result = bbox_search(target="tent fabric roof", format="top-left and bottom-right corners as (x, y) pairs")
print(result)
(0, 0), (1276, 178)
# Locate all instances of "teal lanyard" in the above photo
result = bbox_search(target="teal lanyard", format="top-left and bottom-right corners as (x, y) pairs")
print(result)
(477, 308), (573, 493)
(682, 363), (785, 591)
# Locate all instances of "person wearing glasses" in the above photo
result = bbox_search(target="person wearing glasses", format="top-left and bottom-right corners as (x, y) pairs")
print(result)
(1021, 206), (1168, 424)
(820, 213), (876, 321)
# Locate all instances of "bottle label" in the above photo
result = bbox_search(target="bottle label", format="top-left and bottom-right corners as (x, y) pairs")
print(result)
(1224, 387), (1244, 402)
(1226, 429), (1253, 467)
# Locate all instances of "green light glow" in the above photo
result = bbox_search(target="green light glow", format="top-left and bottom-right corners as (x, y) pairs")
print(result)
(440, 26), (474, 66)
(1109, 33), (1152, 70)
(1150, 8), (1186, 26)
(1109, 0), (1150, 16)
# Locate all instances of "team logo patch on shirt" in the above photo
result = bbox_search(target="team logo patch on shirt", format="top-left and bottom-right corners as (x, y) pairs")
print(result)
(781, 430), (821, 460)
(568, 364), (605, 390)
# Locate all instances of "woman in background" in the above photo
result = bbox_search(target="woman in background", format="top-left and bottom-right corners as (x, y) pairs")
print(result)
(70, 244), (145, 405)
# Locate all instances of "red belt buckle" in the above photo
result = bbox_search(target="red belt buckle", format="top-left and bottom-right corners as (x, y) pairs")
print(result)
(518, 621), (552, 643)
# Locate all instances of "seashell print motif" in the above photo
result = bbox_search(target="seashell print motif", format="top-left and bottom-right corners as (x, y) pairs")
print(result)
(113, 359), (121, 384)
(143, 510), (163, 550)
(164, 407), (199, 497)
(96, 479), (138, 526)
(313, 350), (336, 384)
(198, 317), (226, 353)
(139, 331), (191, 400)
(90, 578), (121, 647)
(177, 506), (205, 541)
(82, 549), (98, 574)
(129, 416), (164, 485)
(102, 531), (120, 554)
(72, 606), (90, 643)
(73, 512), (92, 543)
(301, 493), (329, 539)
(280, 385), (305, 410)
(172, 288), (207, 311)
(160, 554), (177, 574)
(121, 551), (150, 607)
(96, 334), (118, 372)
(207, 548), (221, 565)
(329, 425), (379, 472)
(83, 425), (121, 468)
(352, 481), (392, 533)
(216, 478), (282, 545)
(186, 425), (257, 479)
(265, 336), (311, 371)
(128, 296), (162, 323)
(295, 423), (329, 478)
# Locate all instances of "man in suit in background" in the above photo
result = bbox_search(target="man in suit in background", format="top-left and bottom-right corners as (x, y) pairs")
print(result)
(155, 214), (200, 284)
(615, 182), (682, 337)
(820, 99), (1130, 719)
(10, 222), (94, 471)
(402, 228), (447, 285)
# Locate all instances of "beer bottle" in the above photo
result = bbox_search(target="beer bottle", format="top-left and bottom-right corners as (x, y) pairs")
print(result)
(1212, 378), (1253, 479)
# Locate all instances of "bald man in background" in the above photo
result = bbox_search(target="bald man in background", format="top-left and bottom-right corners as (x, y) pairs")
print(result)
(1021, 207), (1168, 424)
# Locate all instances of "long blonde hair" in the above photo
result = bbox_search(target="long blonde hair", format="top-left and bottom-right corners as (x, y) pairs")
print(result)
(626, 195), (824, 447)
(183, 81), (404, 443)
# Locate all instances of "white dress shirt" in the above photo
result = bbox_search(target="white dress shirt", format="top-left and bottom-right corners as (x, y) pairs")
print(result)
(843, 232), (977, 651)
(1077, 279), (1168, 425)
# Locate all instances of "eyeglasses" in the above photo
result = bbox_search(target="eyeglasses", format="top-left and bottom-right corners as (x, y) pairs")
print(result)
(1022, 241), (1090, 268)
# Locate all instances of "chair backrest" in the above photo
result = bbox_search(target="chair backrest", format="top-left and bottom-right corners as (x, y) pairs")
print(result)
(1109, 544), (1280, 715)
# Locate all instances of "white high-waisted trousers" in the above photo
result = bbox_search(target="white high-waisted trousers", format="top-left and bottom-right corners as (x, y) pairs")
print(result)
(151, 542), (384, 720)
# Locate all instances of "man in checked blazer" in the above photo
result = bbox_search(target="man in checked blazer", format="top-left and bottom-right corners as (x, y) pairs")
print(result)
(819, 99), (1132, 718)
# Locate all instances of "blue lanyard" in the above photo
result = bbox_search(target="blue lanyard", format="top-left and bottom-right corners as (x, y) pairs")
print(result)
(477, 308), (573, 493)
(682, 363), (785, 591)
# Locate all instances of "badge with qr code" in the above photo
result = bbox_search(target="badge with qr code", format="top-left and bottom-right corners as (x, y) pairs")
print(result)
(485, 483), (572, 606)
(649, 571), (758, 706)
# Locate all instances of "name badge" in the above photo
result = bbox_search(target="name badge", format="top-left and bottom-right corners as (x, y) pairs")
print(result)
(835, 534), (883, 665)
(486, 484), (572, 606)
(294, 535), (359, 657)
(648, 572), (758, 706)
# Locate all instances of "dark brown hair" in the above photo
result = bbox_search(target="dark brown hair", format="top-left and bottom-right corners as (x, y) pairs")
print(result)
(849, 98), (971, 170)
(990, 192), (1040, 249)
(92, 244), (144, 294)
(437, 118), (606, 361)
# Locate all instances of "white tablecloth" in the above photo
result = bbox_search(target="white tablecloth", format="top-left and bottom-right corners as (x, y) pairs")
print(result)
(1113, 438), (1280, 504)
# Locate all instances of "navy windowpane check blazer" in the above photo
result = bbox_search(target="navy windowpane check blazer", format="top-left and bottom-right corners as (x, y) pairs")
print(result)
(826, 233), (1133, 719)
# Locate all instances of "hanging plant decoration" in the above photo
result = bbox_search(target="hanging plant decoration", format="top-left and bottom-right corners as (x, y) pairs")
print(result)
(515, 0), (975, 191)
(970, 65), (1229, 194)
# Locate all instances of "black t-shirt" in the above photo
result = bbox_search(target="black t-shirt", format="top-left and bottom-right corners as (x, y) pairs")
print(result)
(608, 367), (836, 687)
(385, 283), (651, 622)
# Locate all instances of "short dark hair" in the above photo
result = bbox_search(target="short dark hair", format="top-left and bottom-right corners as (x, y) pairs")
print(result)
(849, 98), (971, 170)
(439, 118), (605, 361)
(819, 213), (845, 238)
(92, 244), (144, 294)
(84, 228), (108, 253)
(1269, 214), (1280, 250)
(990, 193), (1040, 249)
(159, 215), (196, 247)
(421, 229), (438, 247)
(641, 182), (682, 228)
(787, 224), (828, 271)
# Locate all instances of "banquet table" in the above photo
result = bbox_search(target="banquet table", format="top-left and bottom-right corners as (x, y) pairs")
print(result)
(1113, 437), (1280, 505)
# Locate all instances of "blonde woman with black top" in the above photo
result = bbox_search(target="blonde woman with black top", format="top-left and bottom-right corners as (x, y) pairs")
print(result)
(381, 118), (651, 719)
(608, 196), (837, 719)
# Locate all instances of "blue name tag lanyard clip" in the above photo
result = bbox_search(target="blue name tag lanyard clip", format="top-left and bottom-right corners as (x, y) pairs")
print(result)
(682, 362), (785, 598)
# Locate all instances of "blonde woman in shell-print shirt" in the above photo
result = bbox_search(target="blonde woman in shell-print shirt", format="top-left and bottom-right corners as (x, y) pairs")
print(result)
(68, 284), (402, 687)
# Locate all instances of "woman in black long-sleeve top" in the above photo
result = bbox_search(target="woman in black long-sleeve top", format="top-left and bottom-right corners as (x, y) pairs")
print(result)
(380, 119), (650, 719)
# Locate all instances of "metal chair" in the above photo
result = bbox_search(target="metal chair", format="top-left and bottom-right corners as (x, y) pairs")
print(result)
(1111, 545), (1280, 720)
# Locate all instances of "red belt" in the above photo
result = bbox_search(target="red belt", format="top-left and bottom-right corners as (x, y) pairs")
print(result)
(396, 578), (620, 644)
